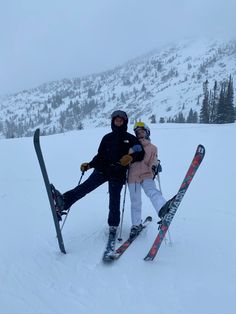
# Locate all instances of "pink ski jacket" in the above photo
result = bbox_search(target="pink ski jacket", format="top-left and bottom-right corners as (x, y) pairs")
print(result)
(128, 138), (158, 183)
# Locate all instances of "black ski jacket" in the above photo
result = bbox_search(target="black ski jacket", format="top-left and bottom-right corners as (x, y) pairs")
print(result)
(89, 131), (144, 181)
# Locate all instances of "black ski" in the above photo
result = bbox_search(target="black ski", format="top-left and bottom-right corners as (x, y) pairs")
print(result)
(33, 128), (66, 254)
(113, 216), (152, 260)
(144, 144), (205, 261)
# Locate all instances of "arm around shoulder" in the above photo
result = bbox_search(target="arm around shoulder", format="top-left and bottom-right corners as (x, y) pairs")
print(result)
(129, 136), (144, 162)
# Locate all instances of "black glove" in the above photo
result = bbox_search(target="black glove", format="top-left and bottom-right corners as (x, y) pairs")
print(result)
(152, 160), (162, 178)
(152, 165), (158, 177)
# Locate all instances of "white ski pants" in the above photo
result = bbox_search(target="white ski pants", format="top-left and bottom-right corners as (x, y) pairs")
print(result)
(128, 179), (166, 226)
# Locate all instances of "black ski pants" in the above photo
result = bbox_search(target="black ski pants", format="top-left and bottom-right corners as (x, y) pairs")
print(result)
(63, 170), (124, 227)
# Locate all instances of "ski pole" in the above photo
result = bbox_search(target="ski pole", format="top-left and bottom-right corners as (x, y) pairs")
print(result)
(117, 170), (129, 241)
(156, 173), (162, 194)
(78, 171), (85, 186)
(60, 171), (85, 231)
(156, 172), (172, 246)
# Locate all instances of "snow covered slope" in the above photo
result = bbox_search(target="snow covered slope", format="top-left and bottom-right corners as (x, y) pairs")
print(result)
(0, 123), (235, 314)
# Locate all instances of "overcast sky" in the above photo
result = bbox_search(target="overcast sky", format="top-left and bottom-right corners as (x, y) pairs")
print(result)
(0, 0), (235, 95)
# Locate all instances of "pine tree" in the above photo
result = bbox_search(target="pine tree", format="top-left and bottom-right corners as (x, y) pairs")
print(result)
(187, 108), (194, 123)
(150, 114), (156, 123)
(175, 112), (185, 123)
(216, 83), (226, 123)
(215, 76), (235, 123)
(209, 81), (218, 123)
(193, 111), (198, 123)
(141, 84), (146, 93)
(225, 75), (234, 123)
(200, 80), (210, 123)
(87, 88), (95, 98)
(120, 92), (126, 103)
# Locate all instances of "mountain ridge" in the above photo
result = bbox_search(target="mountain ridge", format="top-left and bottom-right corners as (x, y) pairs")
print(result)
(0, 37), (235, 138)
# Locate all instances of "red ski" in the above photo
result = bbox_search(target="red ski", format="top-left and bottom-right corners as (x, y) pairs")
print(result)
(113, 216), (152, 260)
(144, 144), (205, 261)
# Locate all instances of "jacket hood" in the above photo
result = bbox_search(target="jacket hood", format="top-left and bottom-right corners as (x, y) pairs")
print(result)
(111, 110), (128, 133)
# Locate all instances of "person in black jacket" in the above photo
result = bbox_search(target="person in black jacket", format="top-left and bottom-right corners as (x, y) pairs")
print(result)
(54, 110), (144, 237)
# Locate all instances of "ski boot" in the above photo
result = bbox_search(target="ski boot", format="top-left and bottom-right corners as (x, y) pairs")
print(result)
(157, 195), (177, 228)
(103, 226), (117, 263)
(50, 184), (67, 221)
(129, 224), (143, 239)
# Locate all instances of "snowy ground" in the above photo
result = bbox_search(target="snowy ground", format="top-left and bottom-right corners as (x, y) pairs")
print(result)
(0, 123), (235, 314)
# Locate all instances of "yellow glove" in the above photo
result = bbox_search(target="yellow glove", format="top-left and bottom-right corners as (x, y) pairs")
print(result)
(80, 162), (90, 172)
(119, 155), (133, 166)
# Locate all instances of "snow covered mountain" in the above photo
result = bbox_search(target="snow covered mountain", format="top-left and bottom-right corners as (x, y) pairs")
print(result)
(0, 37), (236, 138)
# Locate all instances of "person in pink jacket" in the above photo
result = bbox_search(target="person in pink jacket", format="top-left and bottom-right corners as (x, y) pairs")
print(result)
(128, 121), (167, 238)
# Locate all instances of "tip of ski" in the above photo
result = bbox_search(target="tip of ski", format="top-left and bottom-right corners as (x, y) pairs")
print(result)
(197, 144), (205, 156)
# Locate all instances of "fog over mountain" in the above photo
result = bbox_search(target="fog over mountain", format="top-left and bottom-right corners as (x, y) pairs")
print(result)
(0, 38), (235, 138)
(1, 0), (236, 95)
